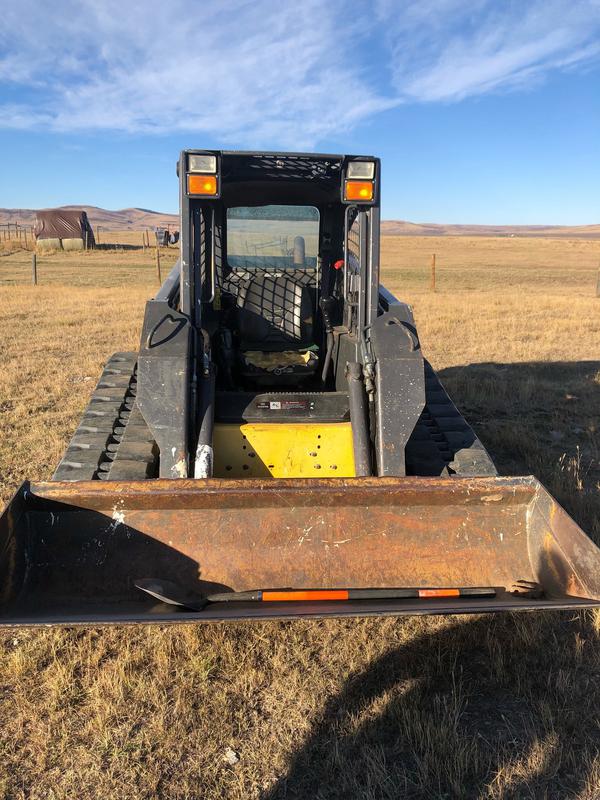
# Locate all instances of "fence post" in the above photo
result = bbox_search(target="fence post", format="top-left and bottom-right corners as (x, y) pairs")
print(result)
(23, 227), (28, 248)
(32, 253), (37, 285)
(155, 244), (162, 286)
(430, 254), (436, 292)
(596, 268), (600, 298)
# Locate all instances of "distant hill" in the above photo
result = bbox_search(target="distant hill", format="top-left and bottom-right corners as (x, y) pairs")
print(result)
(380, 220), (600, 238)
(0, 205), (178, 231)
(1, 205), (598, 237)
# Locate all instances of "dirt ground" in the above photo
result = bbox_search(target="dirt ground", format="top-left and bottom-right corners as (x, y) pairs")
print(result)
(0, 234), (599, 799)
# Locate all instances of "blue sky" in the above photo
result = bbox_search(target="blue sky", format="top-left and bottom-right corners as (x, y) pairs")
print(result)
(1, 0), (599, 223)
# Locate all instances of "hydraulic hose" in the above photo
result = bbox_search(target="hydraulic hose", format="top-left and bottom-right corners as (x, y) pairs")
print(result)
(195, 329), (215, 479)
(195, 368), (215, 478)
(346, 361), (372, 477)
(321, 331), (334, 383)
(319, 296), (336, 383)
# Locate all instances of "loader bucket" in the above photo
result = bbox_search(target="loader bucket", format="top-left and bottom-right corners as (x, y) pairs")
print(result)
(1, 476), (599, 626)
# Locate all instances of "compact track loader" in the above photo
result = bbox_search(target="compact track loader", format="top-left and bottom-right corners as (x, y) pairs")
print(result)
(2, 151), (599, 625)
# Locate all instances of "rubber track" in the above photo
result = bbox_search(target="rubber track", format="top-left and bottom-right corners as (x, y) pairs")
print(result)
(53, 353), (158, 481)
(405, 361), (497, 477)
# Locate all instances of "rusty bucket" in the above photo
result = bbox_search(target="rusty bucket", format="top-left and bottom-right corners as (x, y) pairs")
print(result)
(1, 476), (599, 625)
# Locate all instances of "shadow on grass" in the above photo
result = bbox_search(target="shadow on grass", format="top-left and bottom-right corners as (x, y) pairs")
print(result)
(437, 360), (599, 473)
(95, 243), (177, 252)
(95, 243), (142, 251)
(263, 613), (598, 799)
(440, 360), (600, 542)
(264, 361), (600, 799)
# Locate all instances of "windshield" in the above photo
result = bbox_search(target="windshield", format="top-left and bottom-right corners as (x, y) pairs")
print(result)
(226, 205), (319, 270)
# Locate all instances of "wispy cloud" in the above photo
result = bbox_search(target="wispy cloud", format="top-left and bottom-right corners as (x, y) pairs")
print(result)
(0, 0), (396, 147)
(0, 0), (599, 146)
(376, 0), (600, 102)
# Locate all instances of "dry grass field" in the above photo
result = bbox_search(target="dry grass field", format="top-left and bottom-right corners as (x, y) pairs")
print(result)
(0, 234), (599, 799)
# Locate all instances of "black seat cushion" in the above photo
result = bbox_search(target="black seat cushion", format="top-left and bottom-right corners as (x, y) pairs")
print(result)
(236, 275), (314, 350)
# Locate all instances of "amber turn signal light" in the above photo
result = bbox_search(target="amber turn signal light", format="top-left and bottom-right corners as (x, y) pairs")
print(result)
(344, 180), (374, 201)
(188, 174), (218, 195)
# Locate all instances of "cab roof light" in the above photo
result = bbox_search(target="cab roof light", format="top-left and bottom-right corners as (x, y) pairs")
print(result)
(344, 180), (374, 202)
(188, 174), (218, 196)
(347, 161), (375, 179)
(188, 154), (217, 173)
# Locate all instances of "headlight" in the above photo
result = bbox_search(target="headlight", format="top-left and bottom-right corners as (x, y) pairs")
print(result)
(347, 161), (375, 180)
(188, 154), (217, 173)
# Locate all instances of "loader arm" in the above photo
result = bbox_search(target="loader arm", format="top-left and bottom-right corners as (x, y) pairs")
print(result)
(137, 261), (193, 479)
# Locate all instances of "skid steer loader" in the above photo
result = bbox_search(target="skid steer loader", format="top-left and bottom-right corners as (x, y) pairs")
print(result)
(1, 150), (599, 625)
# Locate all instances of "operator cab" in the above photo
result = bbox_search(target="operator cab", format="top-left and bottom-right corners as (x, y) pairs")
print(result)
(180, 151), (379, 394)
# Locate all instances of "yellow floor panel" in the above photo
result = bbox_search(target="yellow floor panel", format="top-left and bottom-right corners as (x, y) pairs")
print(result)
(213, 422), (355, 478)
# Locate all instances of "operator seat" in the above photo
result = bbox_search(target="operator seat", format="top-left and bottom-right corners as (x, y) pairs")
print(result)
(235, 273), (318, 384)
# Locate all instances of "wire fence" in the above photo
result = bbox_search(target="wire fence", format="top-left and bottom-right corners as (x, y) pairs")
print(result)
(0, 223), (35, 249)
